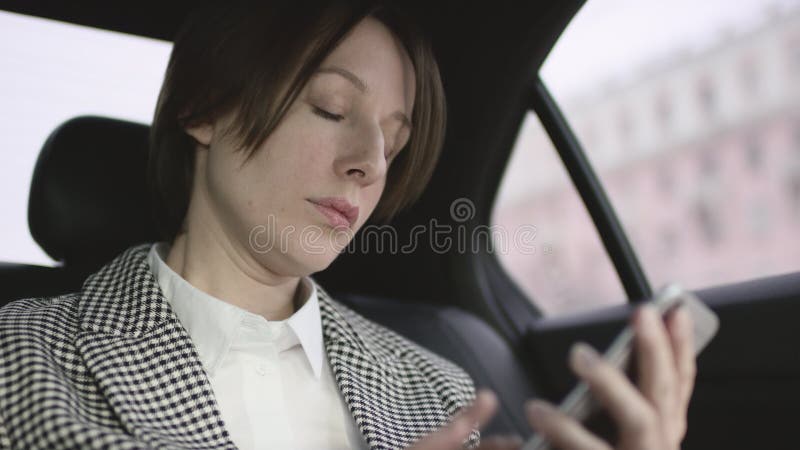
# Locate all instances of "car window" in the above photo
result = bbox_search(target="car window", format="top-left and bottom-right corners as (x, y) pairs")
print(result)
(0, 11), (170, 265)
(492, 113), (627, 316)
(493, 0), (800, 315)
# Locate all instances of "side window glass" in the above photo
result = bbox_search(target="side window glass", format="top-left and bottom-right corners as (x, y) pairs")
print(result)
(536, 1), (800, 292)
(492, 113), (627, 316)
(0, 11), (170, 265)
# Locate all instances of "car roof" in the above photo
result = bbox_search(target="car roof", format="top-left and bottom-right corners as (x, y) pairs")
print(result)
(1, 1), (580, 53)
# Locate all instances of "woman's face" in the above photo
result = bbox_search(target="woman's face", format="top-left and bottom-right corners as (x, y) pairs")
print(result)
(186, 16), (416, 277)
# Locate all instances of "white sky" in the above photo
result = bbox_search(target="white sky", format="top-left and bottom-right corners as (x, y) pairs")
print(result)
(542, 0), (799, 100)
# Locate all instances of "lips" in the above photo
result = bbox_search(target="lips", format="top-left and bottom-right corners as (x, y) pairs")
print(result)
(308, 197), (359, 228)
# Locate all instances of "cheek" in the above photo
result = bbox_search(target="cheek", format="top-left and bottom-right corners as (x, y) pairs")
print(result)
(245, 118), (328, 189)
(273, 113), (337, 178)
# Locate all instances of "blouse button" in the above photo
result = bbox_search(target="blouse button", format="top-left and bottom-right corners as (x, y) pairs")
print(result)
(256, 364), (268, 376)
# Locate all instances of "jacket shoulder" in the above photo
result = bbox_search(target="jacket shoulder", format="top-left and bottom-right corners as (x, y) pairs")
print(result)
(0, 293), (83, 448)
(0, 293), (81, 342)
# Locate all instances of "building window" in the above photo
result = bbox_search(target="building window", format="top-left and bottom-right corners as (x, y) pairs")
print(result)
(786, 34), (800, 74)
(699, 148), (720, 177)
(693, 197), (722, 245)
(739, 55), (759, 95)
(696, 76), (716, 115)
(744, 133), (763, 171)
(655, 91), (673, 129)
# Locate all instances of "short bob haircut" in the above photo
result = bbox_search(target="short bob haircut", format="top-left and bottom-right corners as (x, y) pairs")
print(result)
(148, 0), (447, 243)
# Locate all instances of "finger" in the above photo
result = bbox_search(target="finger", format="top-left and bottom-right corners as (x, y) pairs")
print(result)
(461, 389), (499, 432)
(525, 400), (612, 450)
(408, 389), (498, 449)
(665, 306), (696, 417)
(478, 434), (523, 450)
(635, 305), (680, 418)
(569, 342), (658, 443)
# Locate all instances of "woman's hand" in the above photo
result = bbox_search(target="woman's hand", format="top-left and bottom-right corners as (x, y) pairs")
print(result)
(525, 305), (696, 450)
(407, 305), (696, 450)
(407, 389), (524, 450)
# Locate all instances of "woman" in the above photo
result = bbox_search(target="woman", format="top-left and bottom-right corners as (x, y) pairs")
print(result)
(0, 1), (696, 449)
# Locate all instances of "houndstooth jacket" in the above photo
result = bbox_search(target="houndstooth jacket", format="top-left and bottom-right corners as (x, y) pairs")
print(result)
(0, 243), (481, 449)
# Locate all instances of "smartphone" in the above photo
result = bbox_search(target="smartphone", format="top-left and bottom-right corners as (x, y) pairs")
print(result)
(521, 283), (720, 450)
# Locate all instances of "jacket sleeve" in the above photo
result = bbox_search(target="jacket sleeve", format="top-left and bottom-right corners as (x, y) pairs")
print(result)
(407, 343), (482, 449)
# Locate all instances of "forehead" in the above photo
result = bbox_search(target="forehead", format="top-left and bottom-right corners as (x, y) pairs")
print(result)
(318, 17), (416, 111)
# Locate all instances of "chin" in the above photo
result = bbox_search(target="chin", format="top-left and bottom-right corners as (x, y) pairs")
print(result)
(251, 223), (350, 274)
(298, 251), (339, 274)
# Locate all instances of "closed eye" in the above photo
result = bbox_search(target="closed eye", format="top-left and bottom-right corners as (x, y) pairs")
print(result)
(312, 106), (344, 122)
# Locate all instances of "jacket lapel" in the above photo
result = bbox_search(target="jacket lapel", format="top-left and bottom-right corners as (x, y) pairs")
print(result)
(76, 244), (236, 449)
(316, 284), (454, 450)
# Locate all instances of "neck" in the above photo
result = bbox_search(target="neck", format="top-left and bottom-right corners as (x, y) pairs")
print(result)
(165, 231), (305, 322)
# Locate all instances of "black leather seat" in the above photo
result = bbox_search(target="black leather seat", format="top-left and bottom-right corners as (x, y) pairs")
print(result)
(0, 116), (537, 438)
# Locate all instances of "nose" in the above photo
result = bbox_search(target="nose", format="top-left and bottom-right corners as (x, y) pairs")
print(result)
(333, 121), (387, 186)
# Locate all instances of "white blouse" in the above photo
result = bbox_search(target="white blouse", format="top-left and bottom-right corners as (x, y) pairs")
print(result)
(147, 242), (369, 449)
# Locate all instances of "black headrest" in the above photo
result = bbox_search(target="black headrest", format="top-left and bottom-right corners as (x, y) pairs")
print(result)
(28, 116), (159, 269)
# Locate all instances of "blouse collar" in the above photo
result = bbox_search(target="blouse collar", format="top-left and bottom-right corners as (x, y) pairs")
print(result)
(146, 242), (324, 379)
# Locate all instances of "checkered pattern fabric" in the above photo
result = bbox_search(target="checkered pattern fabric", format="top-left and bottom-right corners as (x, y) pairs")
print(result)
(0, 244), (480, 449)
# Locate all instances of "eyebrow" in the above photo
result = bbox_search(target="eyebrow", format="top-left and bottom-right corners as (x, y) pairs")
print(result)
(315, 66), (413, 130)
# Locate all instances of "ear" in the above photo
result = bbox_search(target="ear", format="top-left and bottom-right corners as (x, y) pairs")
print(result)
(184, 122), (214, 147)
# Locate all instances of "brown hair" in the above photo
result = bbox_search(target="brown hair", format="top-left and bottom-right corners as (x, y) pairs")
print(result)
(147, 0), (447, 242)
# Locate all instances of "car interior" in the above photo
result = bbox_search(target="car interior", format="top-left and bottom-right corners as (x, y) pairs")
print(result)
(1, 1), (799, 449)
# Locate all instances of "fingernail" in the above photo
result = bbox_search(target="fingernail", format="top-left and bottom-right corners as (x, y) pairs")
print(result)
(570, 342), (599, 373)
(526, 400), (553, 424)
(636, 305), (657, 325)
(677, 307), (694, 338)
